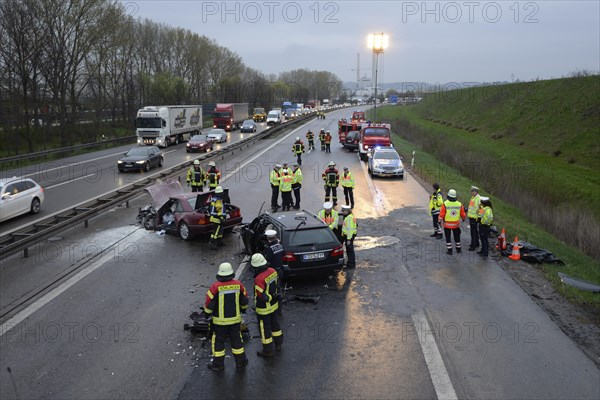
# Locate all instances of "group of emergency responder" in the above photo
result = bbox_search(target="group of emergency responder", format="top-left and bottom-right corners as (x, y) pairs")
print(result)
(429, 184), (494, 257)
(270, 161), (303, 212)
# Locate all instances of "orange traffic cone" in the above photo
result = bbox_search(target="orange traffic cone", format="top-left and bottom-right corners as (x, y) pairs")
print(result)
(496, 228), (507, 250)
(508, 236), (521, 260)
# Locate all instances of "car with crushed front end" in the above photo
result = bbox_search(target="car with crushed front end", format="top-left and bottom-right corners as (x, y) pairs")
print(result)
(0, 176), (45, 223)
(367, 146), (404, 179)
(139, 181), (242, 241)
(118, 146), (164, 172)
(241, 210), (344, 279)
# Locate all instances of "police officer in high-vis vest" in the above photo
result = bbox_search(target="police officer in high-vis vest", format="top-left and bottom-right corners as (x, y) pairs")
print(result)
(477, 197), (494, 257)
(279, 164), (294, 211)
(186, 160), (206, 192)
(204, 262), (249, 371)
(467, 186), (481, 251)
(341, 166), (355, 208)
(341, 205), (357, 268)
(292, 163), (303, 210)
(250, 253), (283, 357)
(438, 189), (466, 255)
(429, 183), (444, 238)
(269, 163), (282, 212)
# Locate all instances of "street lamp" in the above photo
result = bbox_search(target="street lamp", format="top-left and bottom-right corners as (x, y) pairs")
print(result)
(367, 33), (388, 122)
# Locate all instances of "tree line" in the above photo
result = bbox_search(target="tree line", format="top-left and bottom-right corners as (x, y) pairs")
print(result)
(0, 0), (343, 152)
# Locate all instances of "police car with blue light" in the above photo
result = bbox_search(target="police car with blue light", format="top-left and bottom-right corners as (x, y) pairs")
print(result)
(367, 146), (404, 179)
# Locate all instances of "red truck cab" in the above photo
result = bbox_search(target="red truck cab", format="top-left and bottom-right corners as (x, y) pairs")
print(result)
(358, 123), (392, 161)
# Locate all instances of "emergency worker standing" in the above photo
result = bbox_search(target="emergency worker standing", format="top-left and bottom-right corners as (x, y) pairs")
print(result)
(291, 163), (303, 209)
(251, 253), (283, 357)
(318, 202), (340, 241)
(439, 189), (466, 254)
(279, 165), (294, 211)
(206, 161), (221, 190)
(292, 137), (305, 166)
(319, 129), (326, 151)
(429, 183), (444, 238)
(467, 186), (481, 251)
(341, 167), (355, 208)
(322, 161), (340, 206)
(269, 164), (282, 211)
(186, 160), (205, 192)
(208, 186), (226, 249)
(306, 130), (315, 151)
(477, 197), (494, 257)
(263, 230), (284, 280)
(204, 262), (249, 371)
(341, 205), (357, 268)
(324, 131), (332, 153)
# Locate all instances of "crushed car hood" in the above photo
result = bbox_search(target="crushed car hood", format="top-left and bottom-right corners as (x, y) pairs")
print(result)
(145, 180), (185, 207)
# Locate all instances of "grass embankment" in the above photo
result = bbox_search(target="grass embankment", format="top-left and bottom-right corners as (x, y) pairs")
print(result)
(375, 75), (600, 308)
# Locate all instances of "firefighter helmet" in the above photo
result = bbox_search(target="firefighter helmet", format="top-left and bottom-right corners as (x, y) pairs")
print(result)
(215, 186), (224, 194)
(328, 161), (335, 166)
(208, 161), (216, 167)
(193, 160), (200, 165)
(217, 262), (234, 277)
(250, 253), (267, 268)
(448, 189), (457, 198)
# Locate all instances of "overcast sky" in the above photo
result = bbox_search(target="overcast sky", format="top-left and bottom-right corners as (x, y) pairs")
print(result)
(126, 1), (600, 85)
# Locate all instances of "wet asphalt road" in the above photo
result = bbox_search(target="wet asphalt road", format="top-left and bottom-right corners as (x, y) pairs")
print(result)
(1, 108), (599, 399)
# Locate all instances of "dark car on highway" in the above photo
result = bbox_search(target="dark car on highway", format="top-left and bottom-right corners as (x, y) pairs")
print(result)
(118, 146), (163, 172)
(343, 130), (361, 151)
(241, 210), (344, 279)
(240, 119), (257, 133)
(141, 181), (242, 241)
(186, 134), (213, 153)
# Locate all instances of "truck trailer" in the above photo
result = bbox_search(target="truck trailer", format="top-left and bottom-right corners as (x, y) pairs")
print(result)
(212, 103), (249, 131)
(135, 105), (202, 148)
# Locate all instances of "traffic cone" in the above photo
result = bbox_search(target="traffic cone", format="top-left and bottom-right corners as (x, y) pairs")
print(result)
(508, 236), (521, 260)
(496, 228), (507, 250)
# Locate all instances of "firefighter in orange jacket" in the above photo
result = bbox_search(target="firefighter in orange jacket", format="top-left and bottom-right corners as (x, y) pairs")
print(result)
(250, 253), (283, 357)
(438, 189), (466, 255)
(204, 262), (249, 371)
(324, 131), (332, 154)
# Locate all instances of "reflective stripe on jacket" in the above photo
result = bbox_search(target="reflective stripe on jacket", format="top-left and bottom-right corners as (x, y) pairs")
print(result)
(204, 280), (248, 325)
(322, 168), (339, 187)
(439, 200), (466, 229)
(318, 209), (339, 230)
(207, 169), (220, 188)
(428, 189), (443, 215)
(342, 214), (357, 238)
(292, 168), (303, 185)
(254, 268), (279, 315)
(467, 194), (481, 219)
(270, 169), (280, 186)
(341, 172), (355, 188)
(293, 142), (304, 154)
(187, 167), (205, 186)
(480, 206), (493, 226)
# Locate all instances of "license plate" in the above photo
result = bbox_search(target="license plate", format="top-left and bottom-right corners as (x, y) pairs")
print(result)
(125, 163), (133, 167)
(303, 252), (325, 261)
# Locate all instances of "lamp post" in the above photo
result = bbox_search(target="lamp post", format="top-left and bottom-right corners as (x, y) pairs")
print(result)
(367, 33), (388, 122)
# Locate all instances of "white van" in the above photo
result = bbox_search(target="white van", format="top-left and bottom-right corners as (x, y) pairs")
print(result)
(266, 110), (283, 126)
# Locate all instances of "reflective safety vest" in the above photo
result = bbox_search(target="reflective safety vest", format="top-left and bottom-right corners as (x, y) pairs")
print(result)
(254, 267), (280, 315)
(306, 131), (314, 140)
(480, 206), (493, 226)
(428, 189), (443, 215)
(292, 168), (303, 185)
(439, 200), (465, 229)
(342, 213), (357, 239)
(319, 131), (326, 141)
(187, 166), (205, 187)
(270, 169), (281, 186)
(318, 209), (339, 230)
(204, 279), (248, 325)
(209, 197), (224, 223)
(279, 172), (293, 192)
(293, 141), (304, 154)
(467, 194), (481, 219)
(207, 168), (220, 188)
(322, 168), (339, 187)
(324, 134), (332, 144)
(341, 172), (355, 188)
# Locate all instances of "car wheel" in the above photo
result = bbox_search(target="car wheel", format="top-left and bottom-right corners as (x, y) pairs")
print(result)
(158, 157), (164, 167)
(174, 136), (180, 145)
(178, 222), (192, 241)
(30, 198), (41, 214)
(144, 162), (150, 172)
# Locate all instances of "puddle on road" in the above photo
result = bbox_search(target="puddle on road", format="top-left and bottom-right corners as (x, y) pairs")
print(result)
(354, 235), (400, 250)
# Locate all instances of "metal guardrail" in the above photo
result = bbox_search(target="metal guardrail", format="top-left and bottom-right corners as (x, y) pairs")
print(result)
(0, 114), (314, 261)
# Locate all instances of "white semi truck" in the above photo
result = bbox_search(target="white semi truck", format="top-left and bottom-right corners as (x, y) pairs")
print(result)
(135, 105), (203, 148)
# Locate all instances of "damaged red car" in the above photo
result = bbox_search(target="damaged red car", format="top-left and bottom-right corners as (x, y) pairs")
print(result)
(139, 180), (242, 240)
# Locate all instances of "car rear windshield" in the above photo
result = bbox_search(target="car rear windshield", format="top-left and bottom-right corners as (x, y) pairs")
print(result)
(285, 228), (335, 247)
(363, 128), (390, 136)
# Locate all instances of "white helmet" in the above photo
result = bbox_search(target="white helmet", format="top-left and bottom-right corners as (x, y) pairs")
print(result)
(323, 202), (333, 210)
(217, 262), (234, 276)
(193, 160), (200, 165)
(208, 161), (216, 167)
(215, 186), (224, 194)
(328, 161), (335, 167)
(265, 229), (278, 237)
(295, 137), (300, 141)
(250, 253), (267, 268)
(448, 189), (457, 198)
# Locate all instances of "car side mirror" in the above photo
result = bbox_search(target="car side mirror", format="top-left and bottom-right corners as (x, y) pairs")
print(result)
(1, 193), (10, 199)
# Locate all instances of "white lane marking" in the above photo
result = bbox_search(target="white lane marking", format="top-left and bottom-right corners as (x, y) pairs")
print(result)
(45, 173), (97, 189)
(412, 311), (458, 400)
(0, 244), (126, 337)
(235, 256), (249, 280)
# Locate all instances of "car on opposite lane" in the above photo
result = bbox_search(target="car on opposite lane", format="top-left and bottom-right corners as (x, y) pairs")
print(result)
(186, 134), (213, 153)
(0, 177), (45, 223)
(367, 146), (404, 179)
(241, 210), (344, 279)
(118, 146), (164, 172)
(240, 119), (257, 133)
(206, 128), (228, 143)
